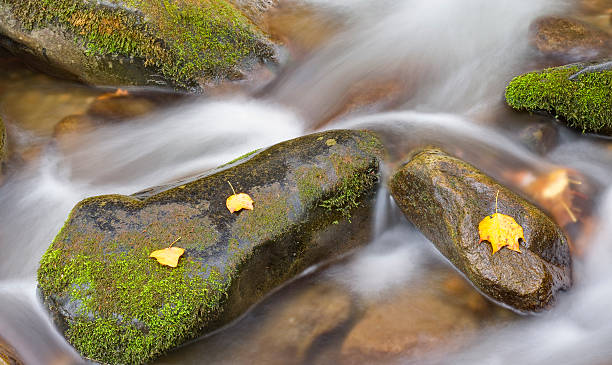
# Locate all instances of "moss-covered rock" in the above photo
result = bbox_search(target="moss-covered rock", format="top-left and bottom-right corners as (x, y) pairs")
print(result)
(0, 0), (277, 89)
(37, 129), (384, 364)
(505, 60), (612, 135)
(389, 149), (572, 313)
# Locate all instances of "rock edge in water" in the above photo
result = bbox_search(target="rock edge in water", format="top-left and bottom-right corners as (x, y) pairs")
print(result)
(389, 149), (572, 313)
(505, 60), (612, 136)
(37, 129), (384, 364)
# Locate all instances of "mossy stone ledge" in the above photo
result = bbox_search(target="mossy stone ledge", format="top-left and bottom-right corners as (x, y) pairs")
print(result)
(505, 60), (612, 136)
(0, 0), (277, 89)
(389, 149), (572, 313)
(37, 129), (384, 364)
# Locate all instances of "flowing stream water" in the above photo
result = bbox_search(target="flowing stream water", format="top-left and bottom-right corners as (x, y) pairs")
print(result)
(1, 0), (611, 364)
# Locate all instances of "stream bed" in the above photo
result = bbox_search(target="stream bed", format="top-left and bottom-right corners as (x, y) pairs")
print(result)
(0, 0), (611, 364)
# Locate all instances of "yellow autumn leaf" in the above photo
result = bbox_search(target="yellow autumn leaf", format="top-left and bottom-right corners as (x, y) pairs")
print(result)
(150, 237), (184, 267)
(226, 193), (254, 213)
(225, 181), (254, 213)
(478, 191), (524, 254)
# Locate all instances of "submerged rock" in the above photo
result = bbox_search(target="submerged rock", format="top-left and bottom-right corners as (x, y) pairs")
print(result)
(389, 149), (572, 313)
(239, 282), (353, 364)
(340, 269), (513, 364)
(529, 16), (611, 61)
(506, 60), (612, 136)
(37, 130), (384, 364)
(0, 0), (276, 89)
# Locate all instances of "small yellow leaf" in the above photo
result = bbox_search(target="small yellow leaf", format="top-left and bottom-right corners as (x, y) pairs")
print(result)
(226, 193), (254, 213)
(478, 213), (524, 254)
(149, 247), (185, 267)
(325, 138), (337, 146)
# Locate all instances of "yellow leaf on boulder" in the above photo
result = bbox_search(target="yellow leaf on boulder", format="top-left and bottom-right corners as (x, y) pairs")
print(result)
(226, 193), (254, 213)
(150, 237), (184, 267)
(478, 191), (524, 254)
(225, 181), (254, 213)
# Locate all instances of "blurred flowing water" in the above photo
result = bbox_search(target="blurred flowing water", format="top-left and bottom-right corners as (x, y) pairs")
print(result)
(1, 0), (611, 364)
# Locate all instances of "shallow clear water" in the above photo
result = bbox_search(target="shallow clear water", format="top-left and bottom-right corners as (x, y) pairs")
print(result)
(0, 0), (611, 364)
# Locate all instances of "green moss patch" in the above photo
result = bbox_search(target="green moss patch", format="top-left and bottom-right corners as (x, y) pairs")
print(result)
(3, 0), (273, 86)
(505, 65), (612, 134)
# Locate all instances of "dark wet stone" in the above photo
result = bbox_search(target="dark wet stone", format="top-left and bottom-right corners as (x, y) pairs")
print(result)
(389, 149), (572, 313)
(37, 129), (384, 364)
(529, 16), (612, 62)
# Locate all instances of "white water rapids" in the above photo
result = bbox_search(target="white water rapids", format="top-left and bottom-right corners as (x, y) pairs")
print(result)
(2, 0), (612, 364)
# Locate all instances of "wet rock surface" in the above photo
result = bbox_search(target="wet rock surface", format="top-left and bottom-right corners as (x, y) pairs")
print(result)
(506, 60), (612, 136)
(0, 0), (276, 89)
(389, 149), (572, 313)
(529, 16), (612, 61)
(37, 129), (384, 364)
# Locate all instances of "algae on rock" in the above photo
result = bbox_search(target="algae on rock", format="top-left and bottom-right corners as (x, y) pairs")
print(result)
(505, 61), (612, 135)
(37, 129), (384, 364)
(0, 0), (276, 88)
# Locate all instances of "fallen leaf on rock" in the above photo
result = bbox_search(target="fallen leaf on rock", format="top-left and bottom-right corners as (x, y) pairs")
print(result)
(478, 191), (524, 254)
(226, 181), (254, 213)
(150, 237), (184, 267)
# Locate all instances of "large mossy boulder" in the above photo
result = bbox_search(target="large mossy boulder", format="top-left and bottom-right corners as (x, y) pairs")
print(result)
(0, 0), (276, 89)
(505, 60), (612, 136)
(389, 149), (572, 313)
(37, 130), (384, 364)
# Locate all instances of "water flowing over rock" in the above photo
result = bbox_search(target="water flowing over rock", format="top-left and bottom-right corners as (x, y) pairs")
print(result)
(529, 16), (611, 61)
(389, 149), (572, 313)
(506, 60), (612, 136)
(0, 0), (277, 89)
(37, 129), (384, 364)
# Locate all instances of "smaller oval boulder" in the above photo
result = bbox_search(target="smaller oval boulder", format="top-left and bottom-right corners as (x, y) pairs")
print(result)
(389, 149), (572, 313)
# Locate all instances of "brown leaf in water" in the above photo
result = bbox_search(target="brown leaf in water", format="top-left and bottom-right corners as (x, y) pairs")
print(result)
(96, 88), (129, 100)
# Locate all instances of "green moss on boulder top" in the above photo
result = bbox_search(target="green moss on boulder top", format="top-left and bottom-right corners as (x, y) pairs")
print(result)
(505, 61), (612, 135)
(38, 129), (384, 364)
(0, 0), (276, 88)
